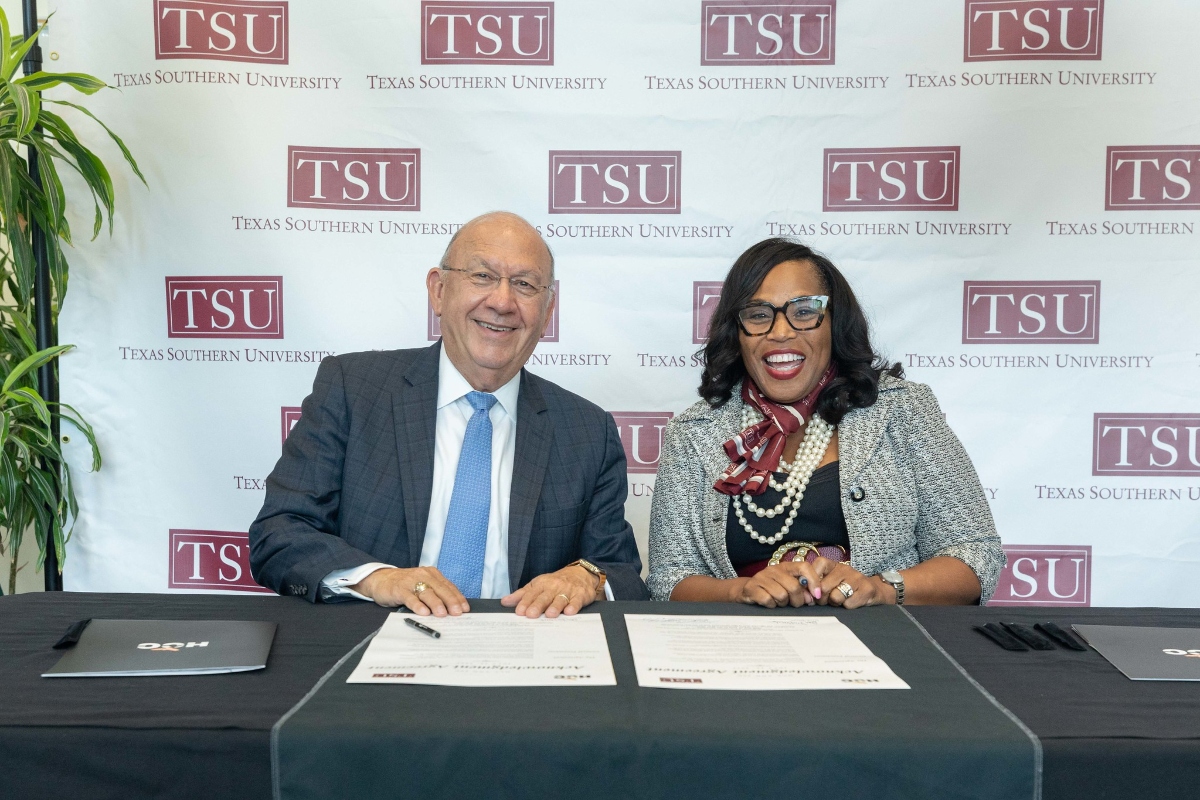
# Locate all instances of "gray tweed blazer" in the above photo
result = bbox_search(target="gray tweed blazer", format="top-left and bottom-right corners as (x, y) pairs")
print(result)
(647, 376), (1004, 603)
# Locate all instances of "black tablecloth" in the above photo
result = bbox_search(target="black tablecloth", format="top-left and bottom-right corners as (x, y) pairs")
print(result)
(909, 606), (1200, 799)
(4, 593), (1200, 800)
(274, 602), (1038, 800)
(0, 593), (388, 800)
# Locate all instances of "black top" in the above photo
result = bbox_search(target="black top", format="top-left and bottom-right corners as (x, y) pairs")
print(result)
(725, 461), (849, 567)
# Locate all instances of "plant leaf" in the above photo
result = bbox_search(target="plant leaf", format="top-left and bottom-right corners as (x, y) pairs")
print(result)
(16, 71), (107, 95)
(2, 344), (72, 393)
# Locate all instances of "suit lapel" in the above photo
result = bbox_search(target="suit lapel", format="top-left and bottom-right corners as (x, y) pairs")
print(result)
(394, 342), (441, 568)
(839, 382), (898, 486)
(507, 370), (552, 590)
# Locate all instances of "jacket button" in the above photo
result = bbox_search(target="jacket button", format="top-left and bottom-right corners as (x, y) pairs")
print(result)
(850, 487), (866, 502)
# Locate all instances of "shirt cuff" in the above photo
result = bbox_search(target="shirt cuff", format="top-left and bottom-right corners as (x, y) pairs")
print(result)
(319, 562), (395, 601)
(603, 580), (615, 602)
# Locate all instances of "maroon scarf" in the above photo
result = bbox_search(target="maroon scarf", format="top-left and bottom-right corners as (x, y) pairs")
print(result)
(713, 365), (837, 496)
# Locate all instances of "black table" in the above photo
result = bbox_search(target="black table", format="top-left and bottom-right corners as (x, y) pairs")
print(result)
(908, 606), (1200, 799)
(2, 593), (1199, 799)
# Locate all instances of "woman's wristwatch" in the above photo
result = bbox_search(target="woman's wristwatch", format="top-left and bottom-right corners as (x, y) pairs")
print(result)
(879, 570), (905, 605)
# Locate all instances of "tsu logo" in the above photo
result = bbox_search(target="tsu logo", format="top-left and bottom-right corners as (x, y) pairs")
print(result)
(422, 2), (554, 65)
(427, 282), (560, 341)
(549, 151), (682, 214)
(693, 281), (723, 344)
(168, 530), (271, 593)
(962, 281), (1099, 344)
(1093, 414), (1200, 477)
(611, 412), (674, 474)
(281, 407), (302, 444)
(990, 544), (1091, 606)
(165, 276), (283, 339)
(823, 147), (960, 211)
(963, 1), (1102, 62)
(154, 1), (288, 64)
(700, 2), (835, 65)
(1106, 147), (1200, 211)
(288, 147), (420, 212)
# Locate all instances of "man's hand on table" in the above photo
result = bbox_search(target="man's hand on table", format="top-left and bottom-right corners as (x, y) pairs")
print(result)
(501, 565), (603, 619)
(351, 567), (469, 617)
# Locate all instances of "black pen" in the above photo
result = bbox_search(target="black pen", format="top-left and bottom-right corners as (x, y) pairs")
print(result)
(405, 617), (442, 639)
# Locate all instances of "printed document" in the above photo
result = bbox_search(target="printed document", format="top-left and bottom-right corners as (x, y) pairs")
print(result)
(625, 615), (909, 690)
(347, 613), (617, 686)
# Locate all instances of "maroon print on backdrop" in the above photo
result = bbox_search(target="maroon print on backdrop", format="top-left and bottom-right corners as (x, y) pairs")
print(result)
(165, 276), (283, 339)
(1106, 146), (1200, 211)
(963, 0), (1102, 62)
(281, 407), (302, 444)
(693, 281), (723, 344)
(549, 151), (682, 214)
(154, 1), (288, 64)
(823, 147), (959, 211)
(962, 281), (1099, 344)
(427, 281), (560, 341)
(699, 2), (835, 65)
(288, 147), (420, 212)
(991, 545), (1091, 606)
(168, 530), (272, 593)
(611, 412), (674, 474)
(421, 2), (554, 65)
(1093, 414), (1200, 477)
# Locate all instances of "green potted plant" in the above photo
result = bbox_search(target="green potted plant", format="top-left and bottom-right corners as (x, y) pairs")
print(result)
(0, 9), (143, 593)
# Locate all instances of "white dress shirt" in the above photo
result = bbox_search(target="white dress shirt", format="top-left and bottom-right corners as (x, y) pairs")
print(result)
(321, 347), (518, 600)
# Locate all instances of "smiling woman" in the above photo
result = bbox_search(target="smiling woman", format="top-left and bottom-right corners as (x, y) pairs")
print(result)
(647, 238), (1005, 610)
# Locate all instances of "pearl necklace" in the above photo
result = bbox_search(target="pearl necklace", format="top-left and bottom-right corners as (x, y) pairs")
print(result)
(732, 406), (835, 546)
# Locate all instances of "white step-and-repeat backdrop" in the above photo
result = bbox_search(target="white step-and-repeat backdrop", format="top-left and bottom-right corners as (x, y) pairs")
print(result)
(44, 0), (1200, 605)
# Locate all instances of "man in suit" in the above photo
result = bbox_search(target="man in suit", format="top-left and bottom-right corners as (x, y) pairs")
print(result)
(249, 211), (648, 617)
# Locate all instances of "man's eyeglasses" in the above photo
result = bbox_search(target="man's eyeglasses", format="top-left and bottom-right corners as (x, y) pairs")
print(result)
(440, 267), (553, 299)
(736, 296), (829, 336)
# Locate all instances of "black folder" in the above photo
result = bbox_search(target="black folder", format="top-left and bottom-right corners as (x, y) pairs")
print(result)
(42, 619), (277, 678)
(1073, 624), (1200, 681)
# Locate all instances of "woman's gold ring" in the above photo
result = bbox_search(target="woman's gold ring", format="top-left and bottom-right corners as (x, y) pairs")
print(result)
(413, 581), (428, 595)
(837, 581), (854, 599)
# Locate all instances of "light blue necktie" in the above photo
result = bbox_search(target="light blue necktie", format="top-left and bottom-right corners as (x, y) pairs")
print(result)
(437, 391), (498, 598)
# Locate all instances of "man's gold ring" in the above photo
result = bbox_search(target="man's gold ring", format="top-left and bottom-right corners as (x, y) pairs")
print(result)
(556, 593), (570, 601)
(413, 582), (428, 595)
(837, 581), (854, 599)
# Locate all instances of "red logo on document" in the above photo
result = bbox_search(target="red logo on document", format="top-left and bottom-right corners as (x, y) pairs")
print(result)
(549, 151), (682, 214)
(165, 276), (283, 339)
(611, 412), (675, 474)
(693, 281), (724, 344)
(1093, 414), (1200, 477)
(281, 407), (302, 444)
(962, 281), (1099, 344)
(154, 1), (289, 64)
(428, 281), (560, 341)
(1105, 147), (1200, 211)
(288, 147), (420, 211)
(823, 147), (960, 211)
(422, 2), (554, 65)
(963, 1), (1102, 62)
(700, 2), (835, 65)
(991, 545), (1091, 606)
(168, 530), (272, 593)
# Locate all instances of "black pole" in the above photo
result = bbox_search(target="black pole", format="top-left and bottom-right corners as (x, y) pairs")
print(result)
(22, 0), (61, 592)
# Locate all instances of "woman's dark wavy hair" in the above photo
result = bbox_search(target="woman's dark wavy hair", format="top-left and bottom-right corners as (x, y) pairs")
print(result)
(698, 238), (902, 424)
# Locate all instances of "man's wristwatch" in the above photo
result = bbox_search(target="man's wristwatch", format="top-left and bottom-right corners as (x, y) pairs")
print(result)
(879, 570), (905, 605)
(567, 559), (606, 594)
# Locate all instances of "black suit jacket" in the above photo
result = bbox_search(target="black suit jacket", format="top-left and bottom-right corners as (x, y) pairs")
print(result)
(249, 343), (649, 602)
